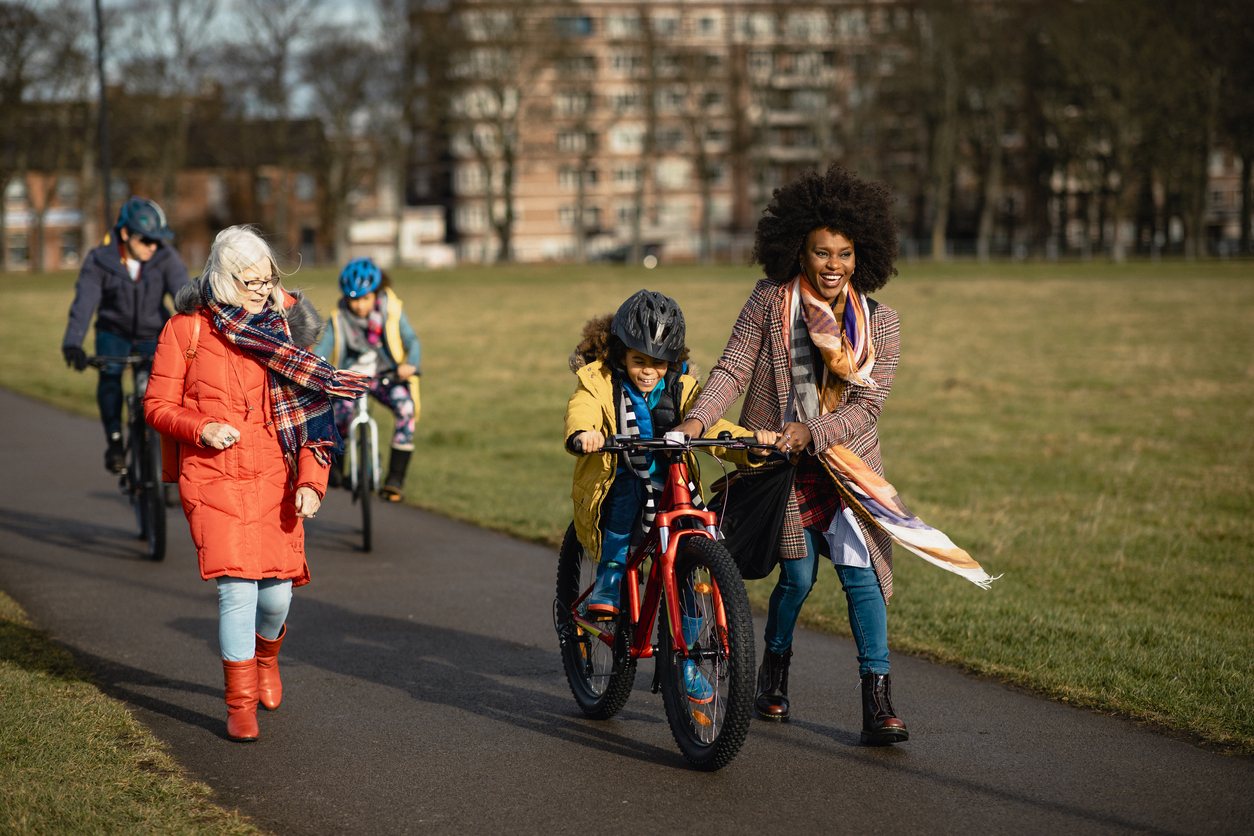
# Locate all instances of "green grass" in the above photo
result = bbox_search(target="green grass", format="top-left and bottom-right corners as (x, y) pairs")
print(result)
(3, 259), (1252, 756)
(0, 590), (265, 834)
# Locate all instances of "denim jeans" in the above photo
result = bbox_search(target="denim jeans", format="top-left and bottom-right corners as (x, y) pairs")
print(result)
(217, 578), (292, 661)
(763, 527), (890, 675)
(599, 475), (644, 565)
(95, 331), (158, 438)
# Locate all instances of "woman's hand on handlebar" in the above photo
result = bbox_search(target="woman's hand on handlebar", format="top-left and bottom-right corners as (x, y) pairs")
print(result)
(573, 430), (606, 453)
(775, 422), (811, 454)
(201, 422), (243, 450)
(673, 418), (704, 439)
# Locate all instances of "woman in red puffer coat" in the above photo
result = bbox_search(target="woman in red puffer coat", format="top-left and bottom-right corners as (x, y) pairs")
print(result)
(145, 226), (368, 741)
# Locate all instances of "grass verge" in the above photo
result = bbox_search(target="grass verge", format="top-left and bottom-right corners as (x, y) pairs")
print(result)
(0, 590), (264, 834)
(3, 259), (1251, 755)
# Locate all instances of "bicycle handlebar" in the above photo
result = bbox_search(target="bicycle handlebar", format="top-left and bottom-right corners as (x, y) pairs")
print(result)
(87, 354), (153, 368)
(597, 434), (779, 455)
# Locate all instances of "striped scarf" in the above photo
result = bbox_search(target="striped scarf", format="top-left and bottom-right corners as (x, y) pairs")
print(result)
(201, 282), (370, 468)
(616, 379), (704, 539)
(786, 274), (998, 589)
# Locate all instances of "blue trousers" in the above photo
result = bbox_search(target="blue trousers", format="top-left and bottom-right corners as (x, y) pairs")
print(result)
(600, 475), (643, 566)
(95, 331), (157, 438)
(217, 578), (292, 661)
(763, 528), (890, 675)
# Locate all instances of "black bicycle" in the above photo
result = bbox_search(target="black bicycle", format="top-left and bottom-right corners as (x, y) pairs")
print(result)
(88, 355), (166, 561)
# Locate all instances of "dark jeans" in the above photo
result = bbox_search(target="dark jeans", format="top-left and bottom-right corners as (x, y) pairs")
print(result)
(762, 527), (890, 675)
(95, 331), (157, 438)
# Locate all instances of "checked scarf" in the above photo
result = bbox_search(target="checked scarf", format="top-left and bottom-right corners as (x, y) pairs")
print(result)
(201, 282), (370, 468)
(616, 379), (704, 540)
(786, 274), (998, 589)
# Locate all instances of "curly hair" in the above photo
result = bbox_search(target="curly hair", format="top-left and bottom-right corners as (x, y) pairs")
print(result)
(569, 313), (691, 373)
(751, 165), (900, 294)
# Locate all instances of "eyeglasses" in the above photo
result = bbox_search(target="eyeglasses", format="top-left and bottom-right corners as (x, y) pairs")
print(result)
(234, 274), (279, 292)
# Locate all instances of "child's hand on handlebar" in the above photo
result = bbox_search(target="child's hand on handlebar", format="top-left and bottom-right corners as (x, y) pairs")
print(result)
(574, 431), (606, 453)
(397, 363), (417, 380)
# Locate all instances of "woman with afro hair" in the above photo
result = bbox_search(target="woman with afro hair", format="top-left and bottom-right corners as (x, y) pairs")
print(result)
(675, 164), (909, 744)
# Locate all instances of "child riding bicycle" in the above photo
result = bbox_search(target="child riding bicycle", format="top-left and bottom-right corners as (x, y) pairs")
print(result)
(564, 290), (766, 701)
(314, 258), (421, 501)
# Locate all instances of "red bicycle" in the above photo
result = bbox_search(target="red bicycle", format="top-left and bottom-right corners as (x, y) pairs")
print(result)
(554, 432), (773, 770)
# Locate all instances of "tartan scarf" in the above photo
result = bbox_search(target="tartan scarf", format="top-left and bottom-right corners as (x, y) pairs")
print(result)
(785, 275), (998, 589)
(616, 377), (703, 540)
(201, 281), (370, 467)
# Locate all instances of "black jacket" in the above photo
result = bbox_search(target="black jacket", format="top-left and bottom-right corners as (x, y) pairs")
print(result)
(62, 239), (191, 348)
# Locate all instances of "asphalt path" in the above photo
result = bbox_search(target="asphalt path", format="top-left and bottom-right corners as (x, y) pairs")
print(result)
(2, 386), (1251, 835)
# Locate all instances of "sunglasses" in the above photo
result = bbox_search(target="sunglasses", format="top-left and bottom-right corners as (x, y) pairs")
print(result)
(134, 234), (160, 246)
(234, 274), (280, 292)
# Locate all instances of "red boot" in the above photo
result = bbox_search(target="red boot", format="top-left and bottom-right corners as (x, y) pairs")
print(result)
(223, 658), (260, 741)
(255, 625), (286, 711)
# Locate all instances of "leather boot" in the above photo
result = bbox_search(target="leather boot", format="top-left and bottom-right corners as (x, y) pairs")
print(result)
(754, 647), (792, 721)
(860, 672), (908, 744)
(255, 624), (286, 711)
(223, 658), (260, 741)
(381, 448), (411, 501)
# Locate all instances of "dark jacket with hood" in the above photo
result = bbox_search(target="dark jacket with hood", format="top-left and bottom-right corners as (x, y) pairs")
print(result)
(62, 236), (191, 348)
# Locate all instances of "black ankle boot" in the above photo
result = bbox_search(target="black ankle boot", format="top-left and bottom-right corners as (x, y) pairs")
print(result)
(860, 672), (908, 744)
(754, 647), (792, 721)
(381, 448), (412, 501)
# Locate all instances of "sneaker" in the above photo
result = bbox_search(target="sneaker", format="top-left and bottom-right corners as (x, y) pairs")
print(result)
(105, 434), (126, 473)
(683, 660), (714, 704)
(380, 484), (403, 502)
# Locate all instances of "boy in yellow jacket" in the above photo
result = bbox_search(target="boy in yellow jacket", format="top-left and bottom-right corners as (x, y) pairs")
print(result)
(564, 290), (760, 702)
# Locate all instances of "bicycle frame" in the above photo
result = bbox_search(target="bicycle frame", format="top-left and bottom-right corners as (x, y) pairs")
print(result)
(346, 393), (380, 494)
(567, 451), (727, 665)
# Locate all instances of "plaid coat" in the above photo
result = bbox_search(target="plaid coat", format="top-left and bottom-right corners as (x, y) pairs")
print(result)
(686, 278), (901, 599)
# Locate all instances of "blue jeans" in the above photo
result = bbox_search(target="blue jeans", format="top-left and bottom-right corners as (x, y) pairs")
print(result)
(95, 331), (158, 438)
(217, 578), (292, 661)
(599, 475), (644, 565)
(763, 528), (890, 675)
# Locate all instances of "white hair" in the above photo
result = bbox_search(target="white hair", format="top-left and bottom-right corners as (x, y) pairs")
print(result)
(203, 226), (287, 314)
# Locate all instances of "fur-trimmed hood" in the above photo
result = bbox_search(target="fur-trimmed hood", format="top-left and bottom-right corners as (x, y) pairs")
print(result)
(174, 278), (325, 349)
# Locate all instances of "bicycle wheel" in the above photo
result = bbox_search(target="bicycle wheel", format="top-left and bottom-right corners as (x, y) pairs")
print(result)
(140, 423), (167, 560)
(358, 424), (372, 552)
(657, 535), (754, 771)
(554, 522), (636, 719)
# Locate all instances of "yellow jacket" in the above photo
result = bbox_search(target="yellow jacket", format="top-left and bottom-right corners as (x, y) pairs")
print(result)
(564, 359), (756, 561)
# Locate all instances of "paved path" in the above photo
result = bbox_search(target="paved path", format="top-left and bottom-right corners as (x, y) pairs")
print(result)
(1, 387), (1251, 835)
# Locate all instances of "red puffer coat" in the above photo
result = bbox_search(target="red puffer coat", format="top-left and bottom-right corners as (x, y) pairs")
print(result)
(144, 294), (329, 586)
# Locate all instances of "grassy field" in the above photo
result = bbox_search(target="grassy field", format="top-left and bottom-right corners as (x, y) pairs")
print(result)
(2, 258), (1252, 759)
(0, 590), (264, 834)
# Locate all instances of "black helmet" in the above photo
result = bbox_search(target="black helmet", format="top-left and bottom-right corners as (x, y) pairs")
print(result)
(117, 196), (174, 240)
(611, 289), (685, 363)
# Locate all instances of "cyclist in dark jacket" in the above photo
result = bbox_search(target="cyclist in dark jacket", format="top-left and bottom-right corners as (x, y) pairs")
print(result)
(62, 196), (190, 472)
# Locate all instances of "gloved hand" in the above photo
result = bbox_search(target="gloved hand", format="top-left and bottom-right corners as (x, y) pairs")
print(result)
(63, 345), (88, 371)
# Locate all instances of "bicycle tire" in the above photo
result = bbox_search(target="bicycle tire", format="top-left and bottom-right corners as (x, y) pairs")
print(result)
(359, 424), (373, 552)
(657, 535), (754, 771)
(554, 522), (636, 719)
(141, 422), (167, 561)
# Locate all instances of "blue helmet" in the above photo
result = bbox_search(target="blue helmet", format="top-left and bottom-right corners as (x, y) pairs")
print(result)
(117, 196), (174, 240)
(339, 257), (382, 298)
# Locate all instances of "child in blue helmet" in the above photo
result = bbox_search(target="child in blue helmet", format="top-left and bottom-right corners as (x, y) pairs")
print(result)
(313, 257), (421, 500)
(564, 289), (762, 703)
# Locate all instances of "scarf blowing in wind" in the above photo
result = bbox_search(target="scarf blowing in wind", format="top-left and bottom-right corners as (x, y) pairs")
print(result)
(201, 281), (370, 467)
(786, 273), (998, 589)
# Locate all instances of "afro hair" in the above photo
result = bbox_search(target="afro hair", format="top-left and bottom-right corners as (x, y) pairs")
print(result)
(751, 165), (900, 294)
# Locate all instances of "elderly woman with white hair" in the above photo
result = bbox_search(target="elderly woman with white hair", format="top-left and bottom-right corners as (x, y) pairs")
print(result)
(145, 226), (368, 741)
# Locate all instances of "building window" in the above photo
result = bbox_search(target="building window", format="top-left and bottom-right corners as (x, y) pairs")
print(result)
(559, 167), (598, 189)
(207, 175), (228, 214)
(609, 125), (644, 153)
(555, 55), (596, 77)
(8, 234), (30, 265)
(610, 89), (641, 113)
(747, 51), (773, 77)
(655, 159), (690, 190)
(255, 176), (272, 203)
(456, 204), (487, 233)
(655, 128), (685, 152)
(609, 50), (643, 76)
(60, 230), (80, 265)
(651, 14), (680, 37)
(554, 92), (592, 116)
(697, 15), (721, 36)
(657, 87), (686, 112)
(557, 131), (590, 153)
(613, 165), (643, 185)
(553, 16), (593, 37)
(605, 13), (641, 38)
(56, 177), (79, 206)
(295, 173), (316, 202)
(558, 205), (601, 229)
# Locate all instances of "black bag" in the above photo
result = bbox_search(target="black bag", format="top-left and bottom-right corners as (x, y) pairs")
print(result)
(709, 462), (796, 580)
